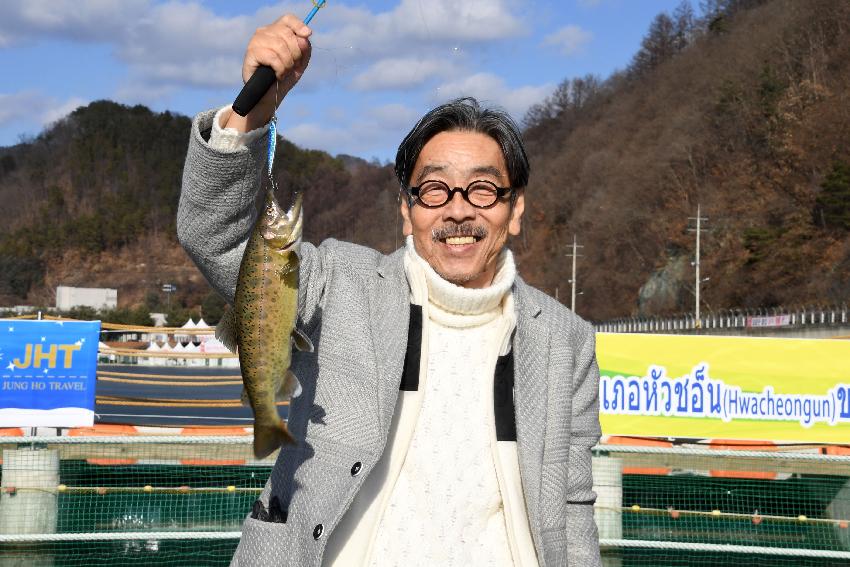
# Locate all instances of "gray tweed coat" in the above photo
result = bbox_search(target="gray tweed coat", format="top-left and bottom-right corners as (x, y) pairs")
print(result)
(177, 109), (602, 567)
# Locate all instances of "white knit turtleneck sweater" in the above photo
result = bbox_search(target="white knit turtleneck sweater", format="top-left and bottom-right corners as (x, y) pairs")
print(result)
(369, 238), (517, 566)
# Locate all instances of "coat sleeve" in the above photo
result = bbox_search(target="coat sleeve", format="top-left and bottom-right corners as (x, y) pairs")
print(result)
(177, 108), (266, 304)
(176, 108), (329, 322)
(566, 321), (602, 567)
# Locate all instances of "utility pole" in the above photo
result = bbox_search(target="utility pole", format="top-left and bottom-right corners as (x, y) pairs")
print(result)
(162, 283), (176, 311)
(565, 234), (584, 313)
(688, 205), (708, 328)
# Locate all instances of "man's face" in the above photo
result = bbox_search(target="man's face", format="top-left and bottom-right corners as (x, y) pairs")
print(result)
(400, 130), (525, 289)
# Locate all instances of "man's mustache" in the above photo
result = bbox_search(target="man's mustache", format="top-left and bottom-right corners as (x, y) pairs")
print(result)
(431, 223), (488, 241)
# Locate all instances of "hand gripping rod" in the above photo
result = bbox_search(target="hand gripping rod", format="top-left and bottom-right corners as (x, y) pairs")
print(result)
(232, 1), (327, 117)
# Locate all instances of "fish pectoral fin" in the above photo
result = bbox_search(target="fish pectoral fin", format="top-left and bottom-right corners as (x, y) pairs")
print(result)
(275, 369), (302, 401)
(275, 252), (300, 279)
(215, 307), (238, 354)
(240, 387), (250, 406)
(291, 328), (314, 353)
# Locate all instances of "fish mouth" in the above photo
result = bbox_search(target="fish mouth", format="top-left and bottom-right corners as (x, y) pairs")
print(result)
(262, 190), (303, 249)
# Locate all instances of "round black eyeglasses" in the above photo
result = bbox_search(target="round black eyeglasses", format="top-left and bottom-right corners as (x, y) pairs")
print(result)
(407, 180), (513, 209)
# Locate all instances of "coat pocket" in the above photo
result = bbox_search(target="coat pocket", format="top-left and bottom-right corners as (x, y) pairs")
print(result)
(230, 515), (320, 567)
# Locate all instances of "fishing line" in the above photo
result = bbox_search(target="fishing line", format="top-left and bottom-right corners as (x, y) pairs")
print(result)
(233, 0), (328, 116)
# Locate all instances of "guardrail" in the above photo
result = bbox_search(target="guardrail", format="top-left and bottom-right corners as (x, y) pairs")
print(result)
(594, 304), (850, 334)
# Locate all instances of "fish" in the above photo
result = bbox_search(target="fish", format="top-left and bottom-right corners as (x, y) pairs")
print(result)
(217, 186), (313, 459)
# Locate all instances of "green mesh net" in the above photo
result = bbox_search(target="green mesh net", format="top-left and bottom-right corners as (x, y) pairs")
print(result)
(0, 437), (848, 566)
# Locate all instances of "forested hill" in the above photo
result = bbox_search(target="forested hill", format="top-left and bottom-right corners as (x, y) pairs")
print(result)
(517, 0), (850, 319)
(0, 101), (401, 318)
(1, 0), (849, 322)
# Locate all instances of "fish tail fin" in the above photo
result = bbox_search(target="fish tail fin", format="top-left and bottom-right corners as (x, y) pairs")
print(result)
(215, 307), (238, 354)
(253, 420), (296, 459)
(276, 369), (302, 401)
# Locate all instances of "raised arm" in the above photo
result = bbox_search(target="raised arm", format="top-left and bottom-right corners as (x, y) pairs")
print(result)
(176, 14), (314, 304)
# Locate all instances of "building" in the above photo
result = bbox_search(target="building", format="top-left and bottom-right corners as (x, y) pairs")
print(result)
(55, 286), (118, 311)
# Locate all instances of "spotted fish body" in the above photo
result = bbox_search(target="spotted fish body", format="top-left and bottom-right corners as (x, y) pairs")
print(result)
(218, 187), (308, 459)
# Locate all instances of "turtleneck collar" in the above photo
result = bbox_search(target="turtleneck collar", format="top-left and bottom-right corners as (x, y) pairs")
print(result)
(404, 236), (516, 327)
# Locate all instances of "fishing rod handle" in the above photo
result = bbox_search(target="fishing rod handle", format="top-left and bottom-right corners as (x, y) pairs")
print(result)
(232, 2), (325, 117)
(232, 65), (276, 117)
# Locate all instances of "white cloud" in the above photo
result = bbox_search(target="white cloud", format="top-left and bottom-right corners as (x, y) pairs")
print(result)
(114, 82), (177, 107)
(0, 92), (48, 127)
(0, 0), (528, 103)
(366, 103), (420, 131)
(0, 91), (86, 129)
(0, 0), (539, 158)
(285, 122), (356, 151)
(543, 25), (593, 56)
(283, 100), (421, 156)
(350, 58), (456, 91)
(41, 97), (89, 126)
(0, 0), (149, 44)
(0, 0), (289, 90)
(433, 73), (554, 121)
(317, 0), (525, 53)
(116, 2), (256, 89)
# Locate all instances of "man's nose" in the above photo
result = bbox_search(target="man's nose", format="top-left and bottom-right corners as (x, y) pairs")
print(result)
(441, 189), (475, 222)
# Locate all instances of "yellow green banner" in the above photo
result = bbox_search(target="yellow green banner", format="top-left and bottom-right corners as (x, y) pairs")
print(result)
(596, 333), (850, 443)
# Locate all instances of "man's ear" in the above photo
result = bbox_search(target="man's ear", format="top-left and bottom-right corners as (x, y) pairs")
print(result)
(400, 193), (413, 236)
(508, 189), (525, 236)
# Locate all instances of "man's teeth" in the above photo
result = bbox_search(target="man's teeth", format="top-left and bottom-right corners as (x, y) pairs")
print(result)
(445, 236), (475, 245)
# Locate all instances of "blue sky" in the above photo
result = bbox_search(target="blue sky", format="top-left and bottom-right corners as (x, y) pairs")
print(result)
(0, 0), (686, 161)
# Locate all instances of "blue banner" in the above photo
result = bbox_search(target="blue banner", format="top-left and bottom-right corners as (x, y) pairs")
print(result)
(0, 319), (100, 427)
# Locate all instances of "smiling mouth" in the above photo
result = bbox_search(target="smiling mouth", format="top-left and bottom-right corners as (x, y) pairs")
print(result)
(444, 236), (477, 245)
(433, 223), (487, 245)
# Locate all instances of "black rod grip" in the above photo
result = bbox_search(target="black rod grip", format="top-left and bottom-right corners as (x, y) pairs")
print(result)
(232, 65), (276, 117)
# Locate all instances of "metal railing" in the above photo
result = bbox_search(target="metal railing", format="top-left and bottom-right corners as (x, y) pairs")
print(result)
(594, 304), (849, 333)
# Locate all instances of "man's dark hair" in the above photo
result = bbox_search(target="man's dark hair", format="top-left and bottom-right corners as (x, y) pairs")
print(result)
(394, 97), (530, 190)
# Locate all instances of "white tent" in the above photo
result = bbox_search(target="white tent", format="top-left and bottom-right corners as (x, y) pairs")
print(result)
(176, 318), (197, 343)
(158, 341), (173, 366)
(195, 317), (212, 343)
(202, 337), (238, 368)
(172, 342), (187, 366)
(184, 342), (205, 367)
(141, 340), (161, 366)
(98, 341), (116, 363)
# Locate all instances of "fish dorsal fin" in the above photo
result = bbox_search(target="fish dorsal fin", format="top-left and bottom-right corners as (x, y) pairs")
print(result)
(276, 369), (302, 400)
(215, 307), (238, 354)
(291, 328), (314, 353)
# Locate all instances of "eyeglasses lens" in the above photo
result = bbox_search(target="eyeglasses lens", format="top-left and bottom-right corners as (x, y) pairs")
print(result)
(417, 181), (500, 208)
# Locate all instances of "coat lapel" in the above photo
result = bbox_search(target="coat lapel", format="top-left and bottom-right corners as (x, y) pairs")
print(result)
(370, 248), (411, 432)
(512, 278), (550, 547)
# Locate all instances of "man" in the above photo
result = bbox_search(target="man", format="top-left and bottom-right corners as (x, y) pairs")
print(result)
(177, 14), (601, 567)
